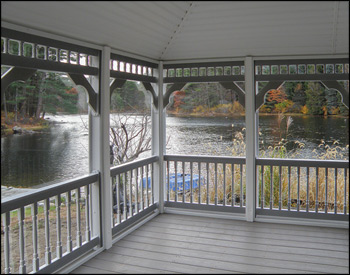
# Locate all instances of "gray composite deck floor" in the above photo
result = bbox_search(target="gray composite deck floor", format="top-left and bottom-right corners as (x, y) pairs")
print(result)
(71, 213), (349, 274)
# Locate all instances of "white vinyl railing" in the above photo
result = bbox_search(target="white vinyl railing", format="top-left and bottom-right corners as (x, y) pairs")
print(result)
(164, 155), (246, 213)
(110, 156), (159, 235)
(1, 172), (100, 274)
(1, 155), (348, 274)
(256, 158), (349, 220)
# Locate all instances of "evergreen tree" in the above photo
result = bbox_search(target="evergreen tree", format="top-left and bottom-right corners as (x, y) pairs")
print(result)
(283, 82), (297, 100)
(4, 72), (78, 119)
(305, 82), (326, 115)
(325, 88), (339, 114)
(111, 81), (146, 112)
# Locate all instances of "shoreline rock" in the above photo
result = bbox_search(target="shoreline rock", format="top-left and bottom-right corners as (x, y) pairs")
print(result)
(12, 126), (36, 134)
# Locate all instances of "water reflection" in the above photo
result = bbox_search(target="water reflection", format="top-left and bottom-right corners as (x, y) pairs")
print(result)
(1, 114), (348, 188)
(1, 114), (89, 188)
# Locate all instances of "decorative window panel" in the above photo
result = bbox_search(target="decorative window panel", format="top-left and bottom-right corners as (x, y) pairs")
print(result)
(119, 61), (125, 72)
(289, 65), (297, 74)
(280, 65), (288, 74)
(183, 68), (190, 77)
(48, 47), (58, 61)
(1, 37), (6, 53)
(131, 64), (136, 74)
(262, 65), (270, 75)
(23, 42), (34, 58)
(335, 64), (343, 74)
(8, 39), (20, 55)
(271, 65), (279, 75)
(316, 64), (324, 74)
(215, 67), (223, 76)
(137, 65), (142, 75)
(168, 69), (175, 77)
(125, 63), (131, 73)
(307, 64), (315, 74)
(255, 66), (261, 75)
(59, 49), (68, 63)
(232, 66), (240, 75)
(224, 66), (231, 75)
(36, 45), (46, 60)
(326, 64), (334, 74)
(112, 60), (118, 70)
(199, 67), (206, 76)
(79, 53), (87, 66)
(191, 68), (198, 77)
(70, 51), (78, 64)
(176, 68), (182, 77)
(207, 67), (215, 76)
(298, 64), (306, 74)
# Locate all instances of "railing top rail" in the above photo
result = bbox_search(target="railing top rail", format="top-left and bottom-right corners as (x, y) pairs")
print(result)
(164, 154), (246, 164)
(1, 171), (100, 214)
(110, 156), (159, 177)
(256, 158), (349, 168)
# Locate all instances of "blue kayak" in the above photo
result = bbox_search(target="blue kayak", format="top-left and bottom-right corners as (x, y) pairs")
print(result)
(142, 173), (205, 191)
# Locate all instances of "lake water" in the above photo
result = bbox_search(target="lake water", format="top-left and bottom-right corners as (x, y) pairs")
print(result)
(1, 114), (348, 188)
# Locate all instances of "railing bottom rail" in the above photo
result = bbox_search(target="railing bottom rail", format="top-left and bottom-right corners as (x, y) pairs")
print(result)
(165, 201), (245, 214)
(36, 237), (100, 274)
(256, 209), (349, 221)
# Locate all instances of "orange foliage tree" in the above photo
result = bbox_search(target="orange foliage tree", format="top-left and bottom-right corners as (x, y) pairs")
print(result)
(173, 90), (186, 110)
(266, 89), (287, 104)
(264, 89), (288, 112)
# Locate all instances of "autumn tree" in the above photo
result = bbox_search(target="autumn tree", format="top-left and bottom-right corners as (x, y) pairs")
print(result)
(169, 83), (233, 114)
(173, 90), (186, 111)
(264, 89), (288, 112)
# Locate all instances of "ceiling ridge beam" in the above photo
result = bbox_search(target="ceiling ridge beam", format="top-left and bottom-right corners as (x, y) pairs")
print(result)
(160, 2), (195, 60)
(331, 1), (340, 54)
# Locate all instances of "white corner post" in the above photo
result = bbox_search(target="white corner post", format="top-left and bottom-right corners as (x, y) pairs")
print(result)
(89, 46), (113, 249)
(152, 61), (165, 213)
(245, 56), (257, 222)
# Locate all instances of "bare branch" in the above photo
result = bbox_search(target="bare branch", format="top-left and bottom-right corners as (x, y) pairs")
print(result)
(110, 113), (152, 165)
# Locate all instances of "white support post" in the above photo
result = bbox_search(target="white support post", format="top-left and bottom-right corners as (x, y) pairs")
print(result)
(255, 81), (260, 211)
(152, 61), (165, 213)
(89, 46), (112, 249)
(245, 56), (256, 222)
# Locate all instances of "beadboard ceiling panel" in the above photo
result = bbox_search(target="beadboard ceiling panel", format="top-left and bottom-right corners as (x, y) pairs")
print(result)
(1, 1), (349, 61)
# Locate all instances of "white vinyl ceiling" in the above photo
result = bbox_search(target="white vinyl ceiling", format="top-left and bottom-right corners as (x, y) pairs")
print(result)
(1, 1), (349, 61)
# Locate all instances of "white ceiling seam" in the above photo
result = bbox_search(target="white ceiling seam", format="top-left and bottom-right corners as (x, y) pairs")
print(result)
(160, 1), (195, 59)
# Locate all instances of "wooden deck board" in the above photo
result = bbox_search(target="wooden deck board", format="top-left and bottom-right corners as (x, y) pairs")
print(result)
(71, 213), (349, 274)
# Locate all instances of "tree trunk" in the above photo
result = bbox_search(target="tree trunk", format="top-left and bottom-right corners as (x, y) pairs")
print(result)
(20, 100), (27, 118)
(15, 87), (18, 122)
(36, 93), (43, 119)
(1, 90), (8, 119)
(35, 73), (46, 119)
(20, 85), (27, 118)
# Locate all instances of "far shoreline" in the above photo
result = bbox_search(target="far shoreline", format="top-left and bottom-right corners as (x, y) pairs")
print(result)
(166, 110), (349, 119)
